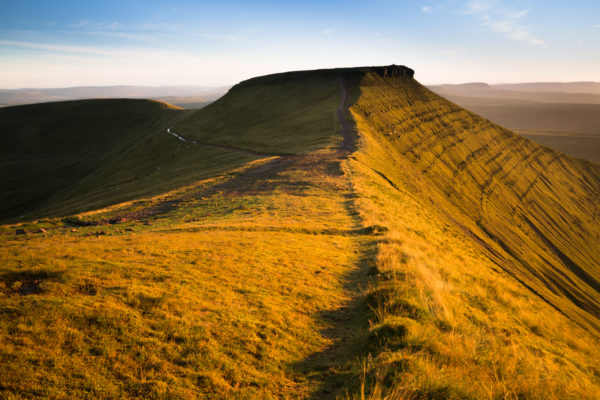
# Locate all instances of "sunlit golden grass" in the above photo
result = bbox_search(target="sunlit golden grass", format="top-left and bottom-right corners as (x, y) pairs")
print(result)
(1, 230), (361, 398)
(0, 148), (373, 398)
(1, 67), (599, 399)
(343, 71), (600, 399)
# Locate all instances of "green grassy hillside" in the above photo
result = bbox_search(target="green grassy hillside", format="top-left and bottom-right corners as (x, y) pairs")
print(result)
(0, 66), (599, 399)
(173, 69), (359, 154)
(0, 70), (353, 223)
(0, 99), (190, 222)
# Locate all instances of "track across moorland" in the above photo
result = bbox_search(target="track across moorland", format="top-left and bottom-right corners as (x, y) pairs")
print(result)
(124, 75), (369, 397)
(337, 76), (354, 151)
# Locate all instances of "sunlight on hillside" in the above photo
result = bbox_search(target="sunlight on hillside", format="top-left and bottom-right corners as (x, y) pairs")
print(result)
(1, 67), (599, 399)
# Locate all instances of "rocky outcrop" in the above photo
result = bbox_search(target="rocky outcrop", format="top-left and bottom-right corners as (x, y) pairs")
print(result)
(371, 65), (415, 78)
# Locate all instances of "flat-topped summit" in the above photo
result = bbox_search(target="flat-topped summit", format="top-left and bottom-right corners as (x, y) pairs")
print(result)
(368, 64), (415, 78)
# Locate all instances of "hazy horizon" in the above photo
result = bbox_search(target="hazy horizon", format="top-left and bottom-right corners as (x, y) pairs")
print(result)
(2, 78), (600, 92)
(1, 0), (599, 88)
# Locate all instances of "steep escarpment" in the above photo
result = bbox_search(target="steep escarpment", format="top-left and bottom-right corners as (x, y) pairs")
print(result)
(353, 71), (600, 328)
(344, 69), (600, 398)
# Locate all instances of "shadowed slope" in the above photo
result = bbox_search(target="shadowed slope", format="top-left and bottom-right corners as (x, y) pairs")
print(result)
(174, 68), (366, 155)
(0, 99), (190, 222)
(0, 70), (358, 223)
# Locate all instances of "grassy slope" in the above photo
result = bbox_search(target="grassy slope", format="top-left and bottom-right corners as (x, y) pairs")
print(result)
(0, 153), (372, 399)
(0, 67), (599, 400)
(0, 69), (372, 399)
(174, 70), (349, 154)
(345, 71), (600, 398)
(0, 70), (348, 223)
(0, 99), (190, 222)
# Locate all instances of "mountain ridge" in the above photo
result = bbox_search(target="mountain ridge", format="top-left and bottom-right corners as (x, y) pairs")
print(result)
(1, 65), (599, 399)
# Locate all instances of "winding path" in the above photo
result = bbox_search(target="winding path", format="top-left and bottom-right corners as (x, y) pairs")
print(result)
(166, 76), (354, 158)
(337, 76), (354, 151)
(166, 128), (280, 157)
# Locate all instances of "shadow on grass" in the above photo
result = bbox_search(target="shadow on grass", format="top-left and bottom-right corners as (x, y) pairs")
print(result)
(0, 268), (65, 295)
(291, 238), (378, 399)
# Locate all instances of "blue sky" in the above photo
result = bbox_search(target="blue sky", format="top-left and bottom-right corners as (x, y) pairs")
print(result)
(0, 0), (598, 88)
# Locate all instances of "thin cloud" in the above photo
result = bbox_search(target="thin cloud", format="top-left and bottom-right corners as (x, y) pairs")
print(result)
(422, 6), (432, 12)
(0, 39), (120, 56)
(70, 20), (121, 30)
(0, 39), (179, 59)
(462, 0), (546, 47)
(78, 30), (154, 41)
(322, 28), (335, 36)
(66, 20), (240, 41)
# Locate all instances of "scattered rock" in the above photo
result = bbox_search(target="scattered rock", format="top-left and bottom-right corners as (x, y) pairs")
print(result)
(35, 228), (47, 234)
(63, 216), (101, 227)
(18, 280), (42, 295)
(357, 225), (389, 235)
(108, 217), (129, 224)
(124, 228), (134, 232)
(71, 228), (77, 232)
(94, 230), (106, 236)
(78, 283), (97, 296)
(15, 228), (27, 235)
(373, 64), (415, 78)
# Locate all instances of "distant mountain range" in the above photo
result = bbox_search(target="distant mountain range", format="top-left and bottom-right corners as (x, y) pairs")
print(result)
(428, 82), (600, 104)
(428, 81), (600, 163)
(0, 85), (230, 108)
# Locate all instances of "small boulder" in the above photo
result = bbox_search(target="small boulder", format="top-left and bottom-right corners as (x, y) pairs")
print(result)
(18, 280), (42, 295)
(15, 229), (27, 235)
(35, 228), (47, 234)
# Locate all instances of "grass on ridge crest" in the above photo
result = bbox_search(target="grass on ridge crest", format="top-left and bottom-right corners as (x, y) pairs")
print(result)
(341, 70), (600, 399)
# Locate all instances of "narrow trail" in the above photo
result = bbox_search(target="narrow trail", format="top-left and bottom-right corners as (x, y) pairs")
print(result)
(167, 75), (353, 159)
(166, 128), (281, 157)
(153, 78), (368, 398)
(337, 76), (354, 151)
(40, 74), (369, 399)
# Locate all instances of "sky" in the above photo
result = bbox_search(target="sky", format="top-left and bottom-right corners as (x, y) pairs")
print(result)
(0, 0), (599, 88)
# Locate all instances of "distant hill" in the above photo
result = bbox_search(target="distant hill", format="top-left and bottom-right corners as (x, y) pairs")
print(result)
(428, 82), (600, 104)
(429, 81), (600, 163)
(495, 81), (600, 94)
(0, 99), (190, 221)
(0, 85), (229, 108)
